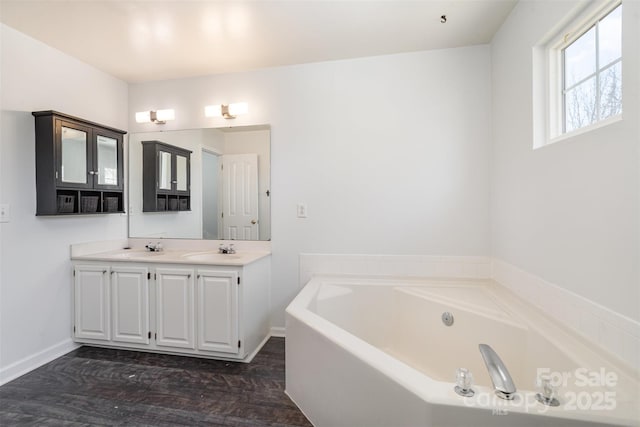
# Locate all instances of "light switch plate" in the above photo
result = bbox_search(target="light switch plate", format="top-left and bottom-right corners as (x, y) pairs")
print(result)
(0, 204), (10, 223)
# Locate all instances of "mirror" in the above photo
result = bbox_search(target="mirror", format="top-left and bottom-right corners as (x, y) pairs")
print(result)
(61, 126), (87, 184)
(96, 135), (118, 186)
(128, 125), (270, 241)
(176, 155), (188, 192)
(159, 151), (172, 190)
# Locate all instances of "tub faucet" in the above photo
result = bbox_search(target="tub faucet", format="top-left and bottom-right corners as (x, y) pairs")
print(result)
(479, 344), (517, 400)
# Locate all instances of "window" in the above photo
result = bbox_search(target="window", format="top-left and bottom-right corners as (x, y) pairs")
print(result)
(532, 0), (624, 148)
(562, 3), (622, 133)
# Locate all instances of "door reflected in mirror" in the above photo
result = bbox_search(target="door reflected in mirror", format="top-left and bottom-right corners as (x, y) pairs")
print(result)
(128, 125), (270, 241)
(221, 153), (260, 240)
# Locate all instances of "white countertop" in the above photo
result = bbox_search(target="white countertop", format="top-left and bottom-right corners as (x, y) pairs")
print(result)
(72, 248), (270, 266)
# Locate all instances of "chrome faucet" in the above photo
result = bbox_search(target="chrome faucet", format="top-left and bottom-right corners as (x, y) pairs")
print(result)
(145, 242), (163, 252)
(479, 344), (517, 400)
(218, 243), (236, 254)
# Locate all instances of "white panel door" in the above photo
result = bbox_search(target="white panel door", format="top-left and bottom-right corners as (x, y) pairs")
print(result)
(196, 270), (239, 354)
(74, 264), (110, 341)
(111, 266), (150, 345)
(222, 154), (259, 240)
(156, 268), (195, 349)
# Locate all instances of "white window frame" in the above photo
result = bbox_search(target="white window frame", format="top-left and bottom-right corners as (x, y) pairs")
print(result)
(533, 0), (623, 149)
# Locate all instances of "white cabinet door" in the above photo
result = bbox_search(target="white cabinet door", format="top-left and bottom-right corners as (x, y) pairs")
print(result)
(196, 270), (239, 354)
(111, 266), (150, 345)
(74, 264), (110, 341)
(155, 267), (195, 349)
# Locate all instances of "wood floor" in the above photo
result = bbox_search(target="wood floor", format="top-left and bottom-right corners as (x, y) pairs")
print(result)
(0, 337), (312, 426)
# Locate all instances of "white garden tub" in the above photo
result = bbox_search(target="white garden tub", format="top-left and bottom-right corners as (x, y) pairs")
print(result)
(285, 276), (639, 426)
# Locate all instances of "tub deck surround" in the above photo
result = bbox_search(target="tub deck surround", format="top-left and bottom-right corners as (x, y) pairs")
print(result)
(299, 253), (493, 285)
(286, 275), (640, 427)
(492, 259), (640, 371)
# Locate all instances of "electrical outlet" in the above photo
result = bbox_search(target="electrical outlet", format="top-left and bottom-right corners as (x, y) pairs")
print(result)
(296, 203), (307, 218)
(0, 204), (10, 223)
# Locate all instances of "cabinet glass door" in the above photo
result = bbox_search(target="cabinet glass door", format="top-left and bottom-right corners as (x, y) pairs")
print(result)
(61, 126), (88, 184)
(158, 151), (172, 190)
(176, 155), (188, 192)
(96, 135), (118, 186)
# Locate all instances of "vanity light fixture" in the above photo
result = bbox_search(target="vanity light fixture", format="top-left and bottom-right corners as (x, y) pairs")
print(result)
(135, 109), (175, 124)
(204, 102), (248, 119)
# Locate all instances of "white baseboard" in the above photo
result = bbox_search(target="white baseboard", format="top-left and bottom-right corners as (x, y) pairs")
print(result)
(0, 338), (79, 386)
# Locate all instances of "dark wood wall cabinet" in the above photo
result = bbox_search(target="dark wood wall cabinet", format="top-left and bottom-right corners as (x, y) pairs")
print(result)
(33, 111), (126, 215)
(142, 140), (192, 212)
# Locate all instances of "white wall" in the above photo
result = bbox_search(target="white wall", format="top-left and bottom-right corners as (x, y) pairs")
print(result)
(0, 24), (128, 382)
(491, 1), (640, 321)
(129, 45), (493, 327)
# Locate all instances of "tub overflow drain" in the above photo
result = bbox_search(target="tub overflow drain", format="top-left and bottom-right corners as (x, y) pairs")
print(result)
(442, 312), (454, 326)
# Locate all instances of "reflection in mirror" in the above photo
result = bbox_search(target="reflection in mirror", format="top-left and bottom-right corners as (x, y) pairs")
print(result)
(96, 135), (118, 186)
(129, 125), (270, 241)
(158, 151), (172, 190)
(176, 155), (188, 192)
(61, 126), (87, 184)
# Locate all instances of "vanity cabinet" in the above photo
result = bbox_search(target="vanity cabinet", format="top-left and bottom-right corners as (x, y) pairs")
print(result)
(154, 268), (239, 353)
(72, 257), (268, 362)
(155, 267), (195, 349)
(142, 140), (191, 212)
(196, 269), (239, 354)
(74, 265), (111, 341)
(33, 111), (125, 215)
(74, 264), (150, 345)
(111, 266), (150, 345)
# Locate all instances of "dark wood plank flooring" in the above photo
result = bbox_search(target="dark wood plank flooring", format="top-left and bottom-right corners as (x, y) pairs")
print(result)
(0, 337), (312, 426)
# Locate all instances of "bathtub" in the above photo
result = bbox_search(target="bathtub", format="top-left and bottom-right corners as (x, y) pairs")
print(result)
(285, 276), (639, 427)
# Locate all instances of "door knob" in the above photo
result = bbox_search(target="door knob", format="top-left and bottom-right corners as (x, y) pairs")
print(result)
(251, 220), (257, 224)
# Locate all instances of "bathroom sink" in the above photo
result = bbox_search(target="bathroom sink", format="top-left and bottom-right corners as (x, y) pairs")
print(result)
(179, 252), (241, 263)
(108, 250), (164, 259)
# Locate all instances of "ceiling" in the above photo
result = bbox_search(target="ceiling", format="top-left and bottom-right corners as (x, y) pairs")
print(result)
(0, 0), (516, 83)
